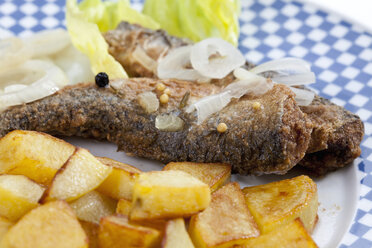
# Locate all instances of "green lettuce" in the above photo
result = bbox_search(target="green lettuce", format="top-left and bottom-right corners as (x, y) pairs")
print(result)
(77, 0), (160, 32)
(143, 0), (241, 46)
(66, 0), (129, 79)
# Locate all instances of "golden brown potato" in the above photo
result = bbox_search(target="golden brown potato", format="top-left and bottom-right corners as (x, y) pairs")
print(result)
(96, 157), (141, 200)
(162, 218), (194, 248)
(117, 199), (167, 233)
(163, 162), (231, 192)
(0, 174), (44, 221)
(0, 217), (13, 243)
(0, 201), (88, 248)
(41, 148), (112, 203)
(241, 218), (318, 248)
(189, 182), (260, 248)
(80, 220), (100, 248)
(98, 214), (161, 248)
(242, 175), (318, 234)
(130, 170), (211, 221)
(116, 198), (132, 216)
(130, 219), (168, 236)
(0, 130), (75, 185)
(70, 191), (117, 224)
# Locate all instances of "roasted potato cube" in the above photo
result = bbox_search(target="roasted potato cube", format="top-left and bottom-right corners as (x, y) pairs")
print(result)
(163, 162), (231, 192)
(0, 130), (75, 185)
(0, 175), (45, 221)
(162, 218), (194, 248)
(242, 218), (318, 248)
(116, 198), (132, 216)
(0, 201), (88, 248)
(96, 157), (141, 200)
(0, 217), (13, 243)
(70, 191), (116, 224)
(130, 170), (211, 220)
(131, 219), (167, 235)
(80, 220), (100, 248)
(98, 214), (161, 248)
(242, 175), (318, 234)
(118, 199), (166, 232)
(41, 148), (112, 202)
(189, 182), (259, 248)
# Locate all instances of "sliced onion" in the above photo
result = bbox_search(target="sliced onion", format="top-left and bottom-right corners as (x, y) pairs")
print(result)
(4, 84), (28, 93)
(22, 60), (69, 88)
(52, 44), (94, 84)
(0, 64), (45, 89)
(187, 70), (273, 124)
(237, 66), (315, 105)
(0, 79), (59, 111)
(289, 87), (315, 106)
(0, 37), (33, 72)
(228, 69), (273, 97)
(186, 91), (231, 124)
(24, 29), (70, 58)
(0, 60), (69, 110)
(190, 38), (245, 79)
(249, 58), (315, 86)
(270, 72), (315, 86)
(157, 46), (208, 81)
(132, 46), (158, 74)
(0, 60), (68, 89)
(250, 58), (311, 74)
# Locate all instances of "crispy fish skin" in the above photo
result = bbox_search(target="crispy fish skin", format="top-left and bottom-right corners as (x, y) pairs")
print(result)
(105, 22), (188, 78)
(0, 79), (311, 175)
(104, 22), (241, 86)
(299, 96), (364, 175)
(104, 21), (364, 175)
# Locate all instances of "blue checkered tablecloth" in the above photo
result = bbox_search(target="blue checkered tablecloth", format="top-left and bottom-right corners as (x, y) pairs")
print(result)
(0, 0), (371, 247)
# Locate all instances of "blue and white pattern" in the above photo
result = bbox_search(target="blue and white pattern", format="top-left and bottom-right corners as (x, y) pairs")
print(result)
(0, 0), (371, 247)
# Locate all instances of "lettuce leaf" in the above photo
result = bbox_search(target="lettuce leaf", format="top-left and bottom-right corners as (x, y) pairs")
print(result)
(66, 0), (128, 79)
(143, 0), (241, 46)
(77, 0), (160, 32)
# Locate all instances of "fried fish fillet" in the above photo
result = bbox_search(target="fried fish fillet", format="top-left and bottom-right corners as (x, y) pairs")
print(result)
(104, 22), (364, 175)
(0, 79), (311, 175)
(299, 96), (364, 175)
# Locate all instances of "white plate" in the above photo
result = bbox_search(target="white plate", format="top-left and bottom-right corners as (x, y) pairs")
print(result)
(65, 137), (360, 248)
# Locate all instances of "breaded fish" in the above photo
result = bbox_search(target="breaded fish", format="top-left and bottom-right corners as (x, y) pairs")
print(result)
(104, 22), (364, 175)
(0, 79), (311, 175)
(299, 96), (364, 175)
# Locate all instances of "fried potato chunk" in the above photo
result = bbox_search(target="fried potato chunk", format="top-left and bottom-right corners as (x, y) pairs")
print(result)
(0, 217), (13, 243)
(41, 148), (112, 202)
(117, 199), (167, 231)
(70, 191), (116, 224)
(162, 218), (194, 248)
(0, 201), (88, 248)
(96, 157), (141, 200)
(189, 182), (260, 248)
(80, 220), (100, 248)
(242, 175), (318, 234)
(0, 130), (75, 185)
(242, 218), (318, 248)
(98, 214), (161, 248)
(130, 170), (211, 221)
(0, 174), (44, 221)
(163, 162), (231, 192)
(116, 198), (132, 216)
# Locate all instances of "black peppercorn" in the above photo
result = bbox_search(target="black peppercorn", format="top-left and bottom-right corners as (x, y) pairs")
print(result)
(95, 72), (109, 87)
